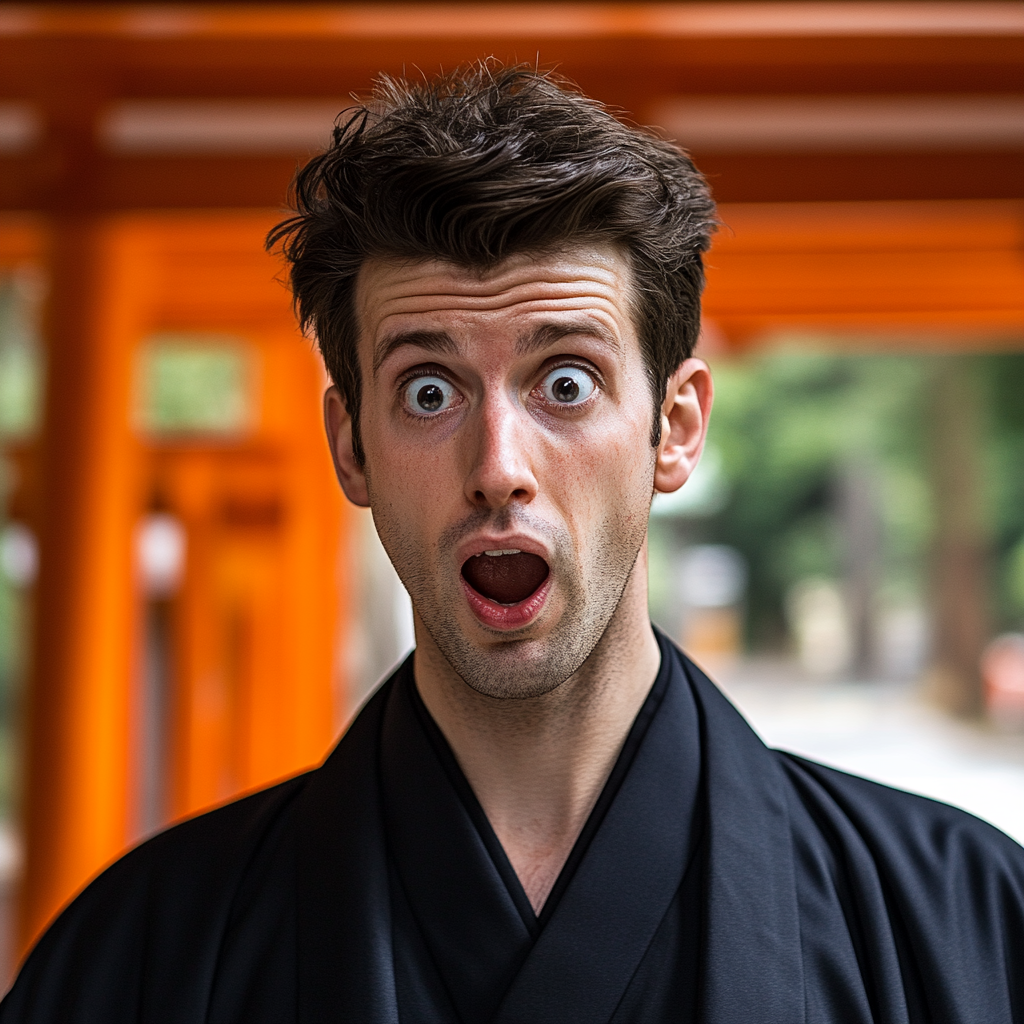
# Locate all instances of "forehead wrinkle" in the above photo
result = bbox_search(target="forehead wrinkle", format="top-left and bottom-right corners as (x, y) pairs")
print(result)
(358, 247), (636, 378)
(373, 279), (622, 319)
(372, 329), (458, 376)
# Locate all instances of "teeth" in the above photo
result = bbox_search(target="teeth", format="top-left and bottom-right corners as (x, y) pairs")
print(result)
(483, 548), (522, 556)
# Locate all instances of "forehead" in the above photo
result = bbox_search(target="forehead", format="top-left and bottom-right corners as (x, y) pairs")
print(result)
(354, 246), (638, 361)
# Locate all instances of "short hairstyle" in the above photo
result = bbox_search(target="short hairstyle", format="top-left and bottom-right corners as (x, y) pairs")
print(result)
(268, 62), (716, 464)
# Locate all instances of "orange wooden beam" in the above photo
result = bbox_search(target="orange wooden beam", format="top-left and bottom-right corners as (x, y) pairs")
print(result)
(704, 199), (1024, 345)
(2, 3), (1022, 210)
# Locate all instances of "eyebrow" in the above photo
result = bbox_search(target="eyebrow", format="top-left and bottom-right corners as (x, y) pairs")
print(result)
(516, 318), (621, 356)
(373, 329), (457, 375)
(372, 317), (621, 375)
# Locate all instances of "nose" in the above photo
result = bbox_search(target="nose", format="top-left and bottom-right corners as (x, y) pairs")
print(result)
(463, 394), (539, 510)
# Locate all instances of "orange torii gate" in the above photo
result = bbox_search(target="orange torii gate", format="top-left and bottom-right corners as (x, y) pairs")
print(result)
(1, 2), (1022, 956)
(0, 213), (350, 951)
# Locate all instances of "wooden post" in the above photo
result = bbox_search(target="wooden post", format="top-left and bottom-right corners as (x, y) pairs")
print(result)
(928, 355), (991, 717)
(19, 215), (145, 950)
(838, 456), (882, 677)
(276, 342), (347, 770)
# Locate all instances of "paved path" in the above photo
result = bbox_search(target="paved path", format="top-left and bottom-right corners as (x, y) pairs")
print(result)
(713, 658), (1024, 846)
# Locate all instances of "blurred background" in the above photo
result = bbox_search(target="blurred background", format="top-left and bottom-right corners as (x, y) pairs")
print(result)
(1, 0), (1022, 984)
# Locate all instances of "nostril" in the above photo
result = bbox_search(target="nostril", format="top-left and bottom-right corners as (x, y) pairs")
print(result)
(471, 487), (531, 508)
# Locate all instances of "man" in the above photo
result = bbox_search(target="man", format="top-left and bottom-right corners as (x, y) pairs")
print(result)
(3, 64), (1024, 1024)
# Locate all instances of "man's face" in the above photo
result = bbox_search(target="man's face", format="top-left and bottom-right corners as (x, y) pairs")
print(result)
(346, 246), (660, 698)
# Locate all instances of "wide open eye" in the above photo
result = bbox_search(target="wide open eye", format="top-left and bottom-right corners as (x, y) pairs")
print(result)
(405, 376), (458, 415)
(539, 366), (596, 406)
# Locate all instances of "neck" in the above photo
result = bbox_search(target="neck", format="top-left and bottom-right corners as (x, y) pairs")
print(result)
(413, 549), (661, 915)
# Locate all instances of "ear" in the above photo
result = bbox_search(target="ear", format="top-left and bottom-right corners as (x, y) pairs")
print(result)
(654, 358), (714, 495)
(324, 385), (370, 508)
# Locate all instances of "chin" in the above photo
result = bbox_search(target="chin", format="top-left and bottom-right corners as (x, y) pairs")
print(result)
(429, 614), (601, 700)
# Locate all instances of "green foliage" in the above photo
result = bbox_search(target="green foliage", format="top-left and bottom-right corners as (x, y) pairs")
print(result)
(1006, 538), (1024, 616)
(979, 353), (1024, 627)
(0, 277), (42, 438)
(0, 274), (38, 816)
(662, 345), (1024, 650)
(136, 335), (252, 436)
(702, 347), (933, 647)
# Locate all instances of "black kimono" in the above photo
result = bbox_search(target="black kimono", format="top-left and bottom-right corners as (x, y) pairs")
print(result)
(4, 632), (1024, 1023)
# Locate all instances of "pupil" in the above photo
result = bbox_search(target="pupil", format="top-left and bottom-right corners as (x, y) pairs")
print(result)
(553, 376), (580, 403)
(417, 384), (444, 411)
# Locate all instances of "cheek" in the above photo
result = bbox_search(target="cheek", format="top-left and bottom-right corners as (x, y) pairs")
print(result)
(543, 405), (655, 535)
(361, 412), (461, 535)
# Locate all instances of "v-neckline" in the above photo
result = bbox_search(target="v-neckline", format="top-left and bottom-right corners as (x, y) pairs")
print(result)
(380, 631), (701, 1024)
(405, 640), (674, 931)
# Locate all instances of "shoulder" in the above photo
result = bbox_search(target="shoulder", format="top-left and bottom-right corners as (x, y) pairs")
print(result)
(774, 753), (1024, 1018)
(1, 676), (397, 1023)
(92, 769), (308, 918)
(1, 774), (308, 1023)
(128, 770), (308, 882)
(780, 750), (1024, 858)
(777, 750), (1024, 909)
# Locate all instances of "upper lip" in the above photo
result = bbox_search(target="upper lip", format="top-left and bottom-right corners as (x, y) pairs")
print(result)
(456, 533), (551, 569)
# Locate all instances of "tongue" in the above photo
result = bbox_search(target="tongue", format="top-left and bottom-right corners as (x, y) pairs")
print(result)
(462, 552), (550, 605)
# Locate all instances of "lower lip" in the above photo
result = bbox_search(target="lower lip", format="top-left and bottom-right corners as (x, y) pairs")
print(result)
(461, 573), (553, 631)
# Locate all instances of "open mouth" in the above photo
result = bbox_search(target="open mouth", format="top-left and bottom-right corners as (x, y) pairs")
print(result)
(461, 550), (550, 605)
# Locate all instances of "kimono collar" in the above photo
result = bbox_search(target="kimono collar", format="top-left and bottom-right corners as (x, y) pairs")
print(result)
(295, 634), (804, 1024)
(380, 630), (702, 1024)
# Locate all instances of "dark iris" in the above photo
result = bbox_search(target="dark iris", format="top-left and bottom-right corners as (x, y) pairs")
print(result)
(417, 384), (444, 411)
(552, 376), (580, 403)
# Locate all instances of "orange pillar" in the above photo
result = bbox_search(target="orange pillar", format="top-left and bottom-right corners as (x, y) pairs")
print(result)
(163, 451), (229, 817)
(262, 334), (345, 779)
(19, 217), (145, 949)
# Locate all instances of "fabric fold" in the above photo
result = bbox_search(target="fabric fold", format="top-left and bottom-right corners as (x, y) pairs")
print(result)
(685, 660), (806, 1024)
(493, 631), (701, 1023)
(380, 663), (534, 1024)
(296, 684), (399, 1024)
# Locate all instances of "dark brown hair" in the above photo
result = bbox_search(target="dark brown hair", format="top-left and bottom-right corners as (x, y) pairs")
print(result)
(268, 62), (716, 463)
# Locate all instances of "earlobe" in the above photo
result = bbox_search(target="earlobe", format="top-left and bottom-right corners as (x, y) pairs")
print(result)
(653, 358), (714, 495)
(324, 386), (371, 508)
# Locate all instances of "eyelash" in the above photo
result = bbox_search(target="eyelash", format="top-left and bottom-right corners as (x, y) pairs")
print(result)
(396, 367), (455, 395)
(550, 359), (600, 379)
